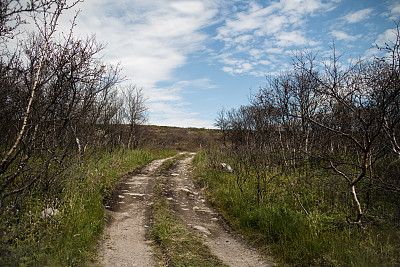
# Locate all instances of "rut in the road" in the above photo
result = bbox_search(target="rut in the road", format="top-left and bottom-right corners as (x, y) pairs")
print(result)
(97, 157), (172, 267)
(163, 154), (274, 267)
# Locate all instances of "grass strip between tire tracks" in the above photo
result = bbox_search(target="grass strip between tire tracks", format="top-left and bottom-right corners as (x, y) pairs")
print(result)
(150, 156), (227, 267)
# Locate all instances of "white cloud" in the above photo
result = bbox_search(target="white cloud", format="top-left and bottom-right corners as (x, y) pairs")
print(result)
(264, 47), (284, 54)
(248, 48), (264, 59)
(145, 77), (218, 127)
(255, 15), (288, 36)
(215, 0), (338, 76)
(220, 60), (254, 75)
(343, 8), (373, 23)
(389, 2), (400, 19)
(280, 0), (335, 14)
(374, 28), (398, 48)
(259, 60), (271, 66)
(233, 34), (254, 45)
(216, 4), (275, 39)
(54, 0), (221, 127)
(221, 66), (234, 74)
(331, 30), (360, 41)
(146, 86), (182, 102)
(63, 0), (219, 85)
(149, 102), (214, 128)
(173, 78), (218, 90)
(364, 28), (398, 58)
(275, 31), (316, 47)
(20, 0), (378, 129)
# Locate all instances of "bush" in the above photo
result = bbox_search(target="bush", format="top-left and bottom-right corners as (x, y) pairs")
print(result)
(193, 151), (400, 266)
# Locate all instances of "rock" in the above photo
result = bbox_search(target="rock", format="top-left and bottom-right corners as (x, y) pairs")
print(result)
(181, 187), (191, 193)
(220, 163), (233, 172)
(41, 208), (60, 219)
(194, 225), (211, 235)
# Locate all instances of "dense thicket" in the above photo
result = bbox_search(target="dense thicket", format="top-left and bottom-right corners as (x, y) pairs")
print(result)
(215, 26), (400, 225)
(0, 0), (147, 219)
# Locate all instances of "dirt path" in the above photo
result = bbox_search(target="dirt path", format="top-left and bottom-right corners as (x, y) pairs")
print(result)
(97, 157), (172, 267)
(165, 154), (274, 267)
(97, 153), (273, 266)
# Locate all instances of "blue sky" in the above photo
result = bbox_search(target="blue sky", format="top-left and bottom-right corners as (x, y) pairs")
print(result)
(58, 0), (400, 128)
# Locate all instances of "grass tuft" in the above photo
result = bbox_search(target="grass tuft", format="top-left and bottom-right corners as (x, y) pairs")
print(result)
(156, 152), (191, 176)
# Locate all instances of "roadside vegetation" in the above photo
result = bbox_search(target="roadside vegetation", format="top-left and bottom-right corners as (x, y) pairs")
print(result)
(194, 151), (399, 266)
(196, 23), (400, 266)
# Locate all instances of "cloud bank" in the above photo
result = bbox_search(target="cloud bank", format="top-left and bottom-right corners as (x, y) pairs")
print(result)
(65, 0), (220, 127)
(48, 0), (398, 128)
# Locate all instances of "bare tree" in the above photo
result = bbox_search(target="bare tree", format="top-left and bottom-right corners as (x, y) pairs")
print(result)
(215, 28), (400, 224)
(215, 108), (230, 146)
(0, 0), (123, 208)
(378, 24), (400, 158)
(0, 1), (69, 43)
(122, 85), (148, 149)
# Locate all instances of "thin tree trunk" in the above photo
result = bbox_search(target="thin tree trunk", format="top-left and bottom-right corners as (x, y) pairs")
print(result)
(350, 185), (363, 224)
(0, 6), (63, 170)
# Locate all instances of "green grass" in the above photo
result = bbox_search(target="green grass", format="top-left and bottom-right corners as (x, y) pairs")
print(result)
(193, 151), (400, 266)
(156, 152), (191, 175)
(150, 168), (226, 267)
(0, 148), (176, 266)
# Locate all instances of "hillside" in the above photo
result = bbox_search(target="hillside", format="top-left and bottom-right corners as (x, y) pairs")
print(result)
(139, 125), (222, 151)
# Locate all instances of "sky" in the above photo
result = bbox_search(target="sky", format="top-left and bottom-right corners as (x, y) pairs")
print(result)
(54, 0), (400, 128)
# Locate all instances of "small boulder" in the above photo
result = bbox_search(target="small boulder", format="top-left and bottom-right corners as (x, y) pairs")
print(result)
(41, 207), (60, 219)
(220, 163), (233, 172)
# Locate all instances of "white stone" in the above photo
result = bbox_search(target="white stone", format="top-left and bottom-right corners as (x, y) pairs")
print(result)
(40, 208), (60, 218)
(220, 163), (233, 172)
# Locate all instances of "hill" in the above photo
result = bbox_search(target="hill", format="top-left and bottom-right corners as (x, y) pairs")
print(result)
(139, 125), (222, 151)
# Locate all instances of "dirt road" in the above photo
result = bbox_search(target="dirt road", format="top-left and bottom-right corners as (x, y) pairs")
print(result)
(97, 153), (273, 266)
(97, 157), (169, 267)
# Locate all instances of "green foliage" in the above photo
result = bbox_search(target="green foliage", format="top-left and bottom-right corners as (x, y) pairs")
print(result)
(157, 152), (190, 175)
(0, 148), (176, 266)
(193, 151), (400, 266)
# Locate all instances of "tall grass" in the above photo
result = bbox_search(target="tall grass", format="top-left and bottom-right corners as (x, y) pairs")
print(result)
(193, 151), (400, 266)
(0, 148), (176, 266)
